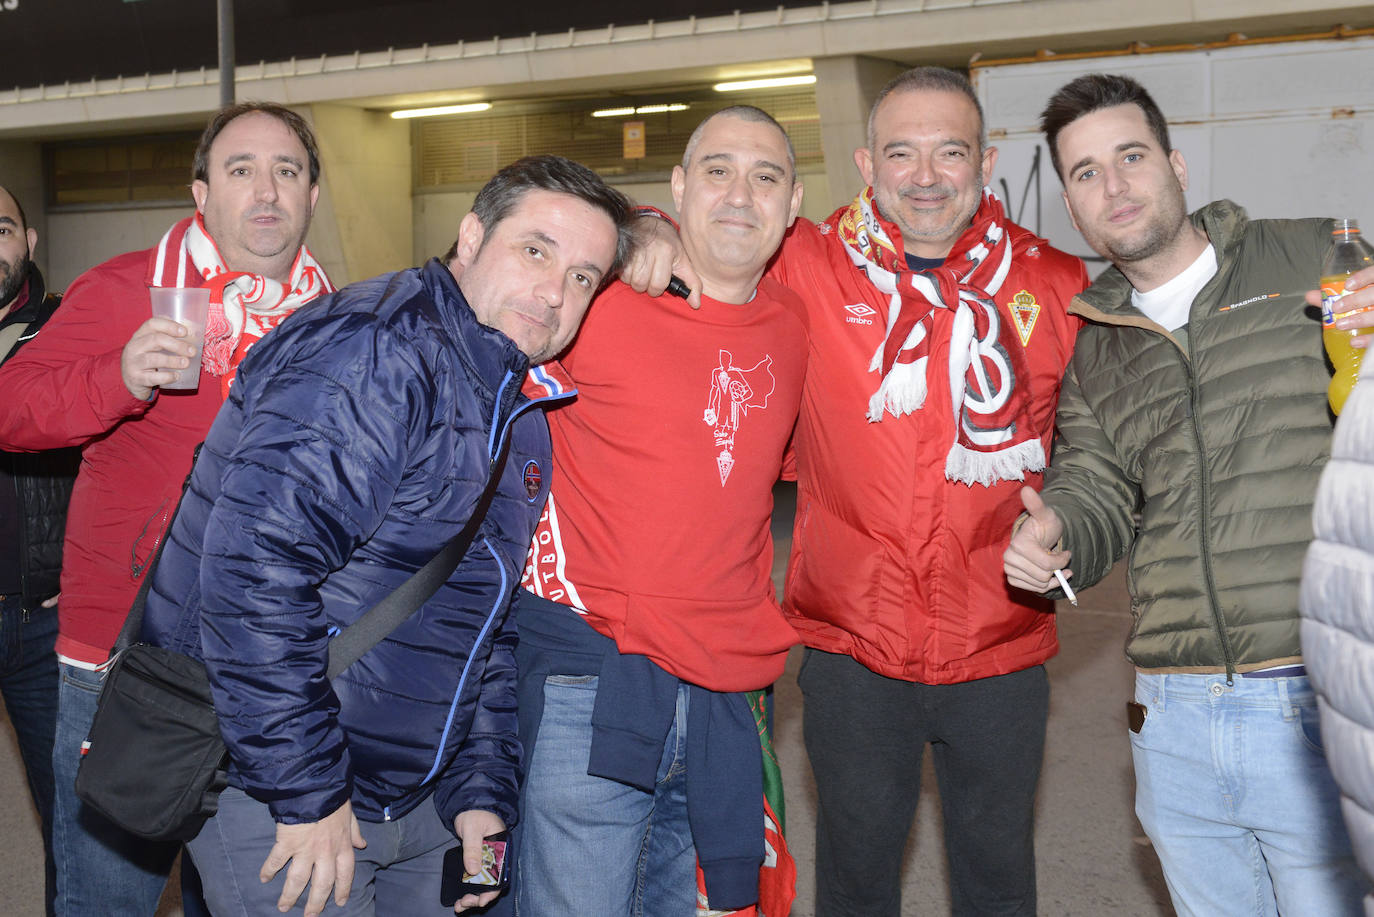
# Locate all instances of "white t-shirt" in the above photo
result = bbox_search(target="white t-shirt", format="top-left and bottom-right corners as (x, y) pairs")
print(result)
(1130, 245), (1218, 332)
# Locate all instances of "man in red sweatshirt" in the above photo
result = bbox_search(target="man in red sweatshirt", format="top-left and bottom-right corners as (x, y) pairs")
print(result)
(515, 105), (806, 916)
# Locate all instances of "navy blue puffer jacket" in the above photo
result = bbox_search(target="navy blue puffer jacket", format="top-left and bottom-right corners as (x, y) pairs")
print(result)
(142, 258), (572, 829)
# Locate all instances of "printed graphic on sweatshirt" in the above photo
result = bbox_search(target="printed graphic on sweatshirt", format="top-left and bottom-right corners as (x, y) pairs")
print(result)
(704, 349), (776, 485)
(521, 494), (588, 612)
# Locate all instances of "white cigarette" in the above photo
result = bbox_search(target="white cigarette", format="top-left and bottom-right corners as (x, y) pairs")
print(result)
(1053, 568), (1078, 606)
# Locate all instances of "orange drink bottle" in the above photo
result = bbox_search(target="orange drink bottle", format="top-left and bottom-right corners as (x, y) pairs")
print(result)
(1320, 218), (1374, 414)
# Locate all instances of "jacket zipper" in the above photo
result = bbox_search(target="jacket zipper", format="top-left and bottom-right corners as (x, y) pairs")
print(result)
(1172, 343), (1238, 681)
(416, 368), (555, 790)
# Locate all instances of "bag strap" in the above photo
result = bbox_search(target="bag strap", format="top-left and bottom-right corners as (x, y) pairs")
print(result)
(116, 446), (508, 680)
(325, 455), (502, 678)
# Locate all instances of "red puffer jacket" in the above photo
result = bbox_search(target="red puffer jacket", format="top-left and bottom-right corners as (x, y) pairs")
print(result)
(775, 215), (1087, 684)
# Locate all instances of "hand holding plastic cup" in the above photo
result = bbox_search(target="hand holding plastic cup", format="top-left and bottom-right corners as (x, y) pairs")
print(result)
(148, 287), (210, 390)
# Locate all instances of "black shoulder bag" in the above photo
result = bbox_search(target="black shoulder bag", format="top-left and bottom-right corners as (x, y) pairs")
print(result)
(74, 457), (504, 842)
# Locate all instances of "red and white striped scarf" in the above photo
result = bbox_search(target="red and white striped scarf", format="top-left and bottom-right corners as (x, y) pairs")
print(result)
(146, 214), (334, 395)
(829, 186), (1044, 486)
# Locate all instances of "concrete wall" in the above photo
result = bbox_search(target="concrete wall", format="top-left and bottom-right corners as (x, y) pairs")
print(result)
(46, 204), (187, 290)
(306, 104), (412, 286)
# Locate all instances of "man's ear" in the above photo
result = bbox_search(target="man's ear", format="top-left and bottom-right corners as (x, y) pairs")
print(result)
(854, 146), (875, 188)
(670, 165), (686, 214)
(191, 179), (209, 214)
(980, 145), (999, 189)
(449, 211), (485, 279)
(25, 227), (37, 260)
(1061, 190), (1081, 235)
(786, 178), (804, 227)
(1169, 148), (1189, 192)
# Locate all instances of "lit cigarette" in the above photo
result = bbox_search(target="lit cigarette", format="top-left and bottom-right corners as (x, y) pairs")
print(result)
(1054, 568), (1078, 606)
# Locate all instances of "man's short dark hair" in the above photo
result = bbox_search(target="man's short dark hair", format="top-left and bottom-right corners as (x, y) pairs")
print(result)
(867, 66), (986, 151)
(192, 102), (322, 186)
(682, 105), (797, 176)
(443, 155), (636, 279)
(1039, 73), (1172, 181)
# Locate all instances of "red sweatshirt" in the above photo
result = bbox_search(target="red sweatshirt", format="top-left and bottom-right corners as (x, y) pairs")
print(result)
(521, 279), (807, 691)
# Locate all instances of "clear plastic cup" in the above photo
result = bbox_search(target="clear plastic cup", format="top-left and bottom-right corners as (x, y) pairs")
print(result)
(148, 287), (210, 390)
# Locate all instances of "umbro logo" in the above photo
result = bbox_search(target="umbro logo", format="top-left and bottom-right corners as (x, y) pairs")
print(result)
(844, 303), (876, 325)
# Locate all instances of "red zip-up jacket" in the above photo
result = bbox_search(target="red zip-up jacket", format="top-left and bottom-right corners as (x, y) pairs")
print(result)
(776, 215), (1087, 684)
(0, 247), (223, 663)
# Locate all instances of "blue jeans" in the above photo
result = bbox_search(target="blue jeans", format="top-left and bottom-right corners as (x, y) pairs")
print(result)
(517, 675), (696, 917)
(0, 594), (58, 914)
(1131, 672), (1365, 917)
(188, 786), (463, 916)
(52, 662), (178, 915)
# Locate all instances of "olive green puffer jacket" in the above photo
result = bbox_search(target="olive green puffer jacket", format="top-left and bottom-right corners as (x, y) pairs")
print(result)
(1042, 200), (1333, 673)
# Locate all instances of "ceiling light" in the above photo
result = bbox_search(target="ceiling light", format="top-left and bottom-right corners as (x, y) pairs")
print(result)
(592, 103), (690, 118)
(712, 75), (816, 92)
(390, 102), (492, 119)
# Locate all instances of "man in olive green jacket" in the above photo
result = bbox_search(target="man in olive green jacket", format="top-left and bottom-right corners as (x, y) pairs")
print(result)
(1003, 73), (1367, 916)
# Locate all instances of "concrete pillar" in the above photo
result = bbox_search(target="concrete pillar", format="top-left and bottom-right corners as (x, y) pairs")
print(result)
(303, 104), (413, 286)
(812, 55), (908, 211)
(0, 141), (48, 278)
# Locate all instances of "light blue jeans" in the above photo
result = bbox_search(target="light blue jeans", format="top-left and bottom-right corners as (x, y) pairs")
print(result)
(516, 675), (696, 917)
(52, 661), (178, 916)
(1130, 672), (1365, 916)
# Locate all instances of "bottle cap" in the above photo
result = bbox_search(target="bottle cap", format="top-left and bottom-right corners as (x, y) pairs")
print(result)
(1334, 218), (1361, 235)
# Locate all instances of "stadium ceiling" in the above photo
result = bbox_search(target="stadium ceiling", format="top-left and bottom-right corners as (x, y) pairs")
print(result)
(0, 0), (785, 88)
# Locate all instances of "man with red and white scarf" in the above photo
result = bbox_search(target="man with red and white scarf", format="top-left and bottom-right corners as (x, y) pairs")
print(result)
(629, 67), (1087, 915)
(0, 102), (333, 916)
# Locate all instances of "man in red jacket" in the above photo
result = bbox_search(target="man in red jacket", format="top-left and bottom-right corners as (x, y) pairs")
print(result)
(0, 102), (333, 916)
(629, 67), (1087, 915)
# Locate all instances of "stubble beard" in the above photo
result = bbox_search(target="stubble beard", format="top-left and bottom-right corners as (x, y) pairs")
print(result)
(882, 186), (979, 255)
(0, 252), (29, 309)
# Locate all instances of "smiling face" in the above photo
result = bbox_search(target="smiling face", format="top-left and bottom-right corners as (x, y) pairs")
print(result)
(0, 188), (35, 309)
(1055, 103), (1191, 270)
(191, 111), (319, 281)
(856, 88), (996, 260)
(449, 188), (619, 364)
(670, 113), (803, 297)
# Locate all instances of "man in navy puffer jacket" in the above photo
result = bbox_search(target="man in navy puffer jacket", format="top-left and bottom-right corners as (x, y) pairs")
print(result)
(140, 155), (634, 917)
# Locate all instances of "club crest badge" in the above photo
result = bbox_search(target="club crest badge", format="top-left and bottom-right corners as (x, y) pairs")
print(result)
(522, 460), (542, 501)
(1007, 290), (1041, 347)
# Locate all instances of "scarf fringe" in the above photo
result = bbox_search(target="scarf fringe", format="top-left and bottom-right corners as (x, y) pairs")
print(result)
(866, 359), (928, 422)
(944, 438), (1046, 488)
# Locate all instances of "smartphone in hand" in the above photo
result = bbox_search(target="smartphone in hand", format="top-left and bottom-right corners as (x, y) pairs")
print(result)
(439, 831), (510, 907)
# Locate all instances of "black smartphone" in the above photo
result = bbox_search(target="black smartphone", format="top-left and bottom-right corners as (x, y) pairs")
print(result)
(439, 831), (510, 907)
